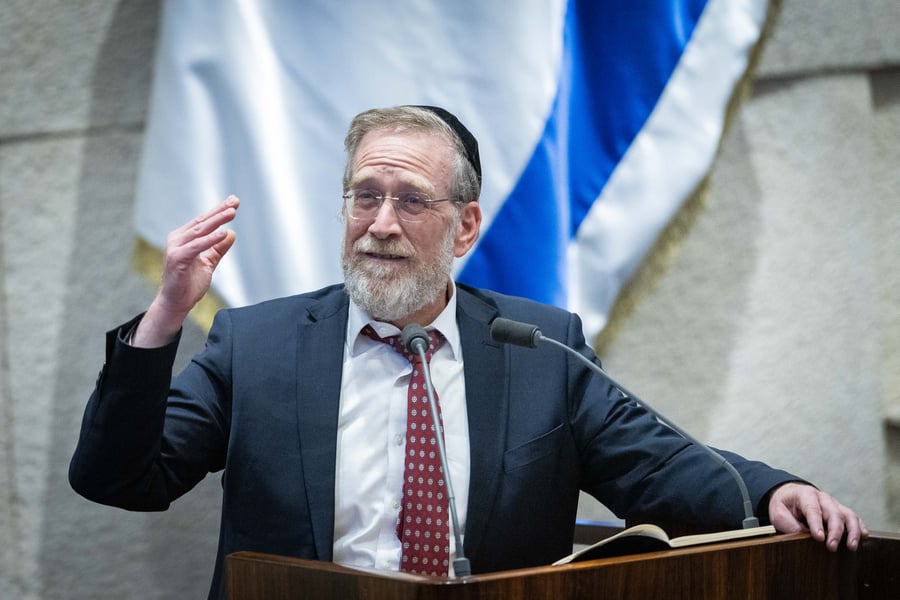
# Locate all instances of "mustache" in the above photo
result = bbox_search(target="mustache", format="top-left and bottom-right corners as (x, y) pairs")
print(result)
(353, 236), (414, 258)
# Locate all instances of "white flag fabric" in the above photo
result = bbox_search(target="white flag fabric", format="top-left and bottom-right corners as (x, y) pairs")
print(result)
(135, 0), (770, 341)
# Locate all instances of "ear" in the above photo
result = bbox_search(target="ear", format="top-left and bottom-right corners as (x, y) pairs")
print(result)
(454, 202), (482, 257)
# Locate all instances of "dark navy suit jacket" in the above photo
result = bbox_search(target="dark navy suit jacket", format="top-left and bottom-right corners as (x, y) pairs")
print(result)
(70, 283), (796, 599)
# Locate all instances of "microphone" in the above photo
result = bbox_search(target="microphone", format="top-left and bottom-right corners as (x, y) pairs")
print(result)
(400, 325), (431, 356)
(489, 318), (541, 348)
(490, 317), (760, 529)
(400, 324), (471, 577)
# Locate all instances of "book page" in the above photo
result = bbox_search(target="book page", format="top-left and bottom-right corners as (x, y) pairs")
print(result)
(554, 524), (775, 565)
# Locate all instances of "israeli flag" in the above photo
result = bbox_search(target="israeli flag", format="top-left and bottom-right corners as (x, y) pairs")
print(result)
(135, 0), (770, 341)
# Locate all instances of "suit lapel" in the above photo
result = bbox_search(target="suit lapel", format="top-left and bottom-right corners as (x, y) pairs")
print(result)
(455, 288), (507, 564)
(294, 288), (349, 562)
(290, 285), (508, 565)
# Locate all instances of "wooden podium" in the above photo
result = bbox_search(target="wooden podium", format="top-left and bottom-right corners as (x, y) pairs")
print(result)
(226, 531), (899, 599)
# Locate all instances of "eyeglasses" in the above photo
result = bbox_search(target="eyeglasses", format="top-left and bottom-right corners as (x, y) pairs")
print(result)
(343, 189), (458, 223)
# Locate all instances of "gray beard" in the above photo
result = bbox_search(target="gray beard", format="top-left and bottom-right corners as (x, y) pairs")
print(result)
(342, 225), (456, 323)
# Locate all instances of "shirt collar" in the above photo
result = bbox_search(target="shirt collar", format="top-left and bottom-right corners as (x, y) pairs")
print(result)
(347, 281), (461, 359)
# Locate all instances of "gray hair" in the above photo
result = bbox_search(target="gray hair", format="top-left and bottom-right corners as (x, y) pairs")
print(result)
(342, 106), (481, 204)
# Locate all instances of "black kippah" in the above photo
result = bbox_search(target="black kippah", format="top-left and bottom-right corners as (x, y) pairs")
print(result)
(410, 105), (481, 182)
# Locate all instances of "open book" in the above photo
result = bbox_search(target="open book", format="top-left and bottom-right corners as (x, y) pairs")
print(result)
(553, 524), (776, 565)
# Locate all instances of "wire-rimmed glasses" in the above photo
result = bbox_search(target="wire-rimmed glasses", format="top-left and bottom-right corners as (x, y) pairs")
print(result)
(343, 189), (458, 223)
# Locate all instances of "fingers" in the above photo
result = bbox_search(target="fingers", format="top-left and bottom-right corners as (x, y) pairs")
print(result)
(185, 195), (240, 233)
(135, 196), (241, 347)
(768, 499), (805, 534)
(768, 482), (811, 535)
(822, 497), (869, 552)
(157, 195), (240, 308)
(208, 229), (238, 267)
(170, 195), (239, 242)
(799, 492), (827, 543)
(203, 199), (239, 267)
(840, 513), (863, 551)
(815, 493), (844, 551)
(812, 491), (869, 552)
(166, 196), (240, 265)
(768, 483), (868, 552)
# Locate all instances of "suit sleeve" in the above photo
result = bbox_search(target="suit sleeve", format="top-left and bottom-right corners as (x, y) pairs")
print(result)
(69, 312), (233, 511)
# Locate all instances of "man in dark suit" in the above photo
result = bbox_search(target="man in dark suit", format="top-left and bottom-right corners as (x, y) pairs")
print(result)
(70, 106), (867, 599)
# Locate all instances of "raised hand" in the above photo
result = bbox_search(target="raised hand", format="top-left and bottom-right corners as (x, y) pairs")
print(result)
(132, 196), (240, 348)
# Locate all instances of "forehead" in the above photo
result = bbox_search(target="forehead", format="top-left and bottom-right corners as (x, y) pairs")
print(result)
(350, 128), (454, 189)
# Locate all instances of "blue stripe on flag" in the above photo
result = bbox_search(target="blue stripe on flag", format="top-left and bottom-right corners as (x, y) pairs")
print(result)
(459, 0), (707, 307)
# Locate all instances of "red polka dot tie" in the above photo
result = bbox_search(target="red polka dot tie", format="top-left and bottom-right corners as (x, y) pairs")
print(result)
(364, 326), (450, 576)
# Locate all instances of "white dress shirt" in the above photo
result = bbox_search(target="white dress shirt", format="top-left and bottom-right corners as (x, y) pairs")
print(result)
(332, 284), (470, 573)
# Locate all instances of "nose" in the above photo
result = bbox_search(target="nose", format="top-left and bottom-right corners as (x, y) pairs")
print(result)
(366, 198), (404, 238)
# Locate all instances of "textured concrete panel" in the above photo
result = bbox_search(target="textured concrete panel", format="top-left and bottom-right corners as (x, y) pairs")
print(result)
(0, 0), (159, 138)
(869, 67), (900, 525)
(870, 67), (900, 425)
(759, 0), (900, 77)
(0, 156), (22, 599)
(716, 74), (884, 524)
(0, 127), (219, 598)
(1, 134), (84, 599)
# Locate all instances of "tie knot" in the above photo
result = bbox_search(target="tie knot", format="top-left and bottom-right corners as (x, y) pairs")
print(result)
(363, 325), (443, 364)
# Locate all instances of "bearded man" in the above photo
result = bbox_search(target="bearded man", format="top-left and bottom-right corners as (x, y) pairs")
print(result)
(70, 105), (866, 600)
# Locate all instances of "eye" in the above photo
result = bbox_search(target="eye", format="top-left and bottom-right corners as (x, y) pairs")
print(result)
(353, 189), (381, 208)
(399, 192), (428, 214)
